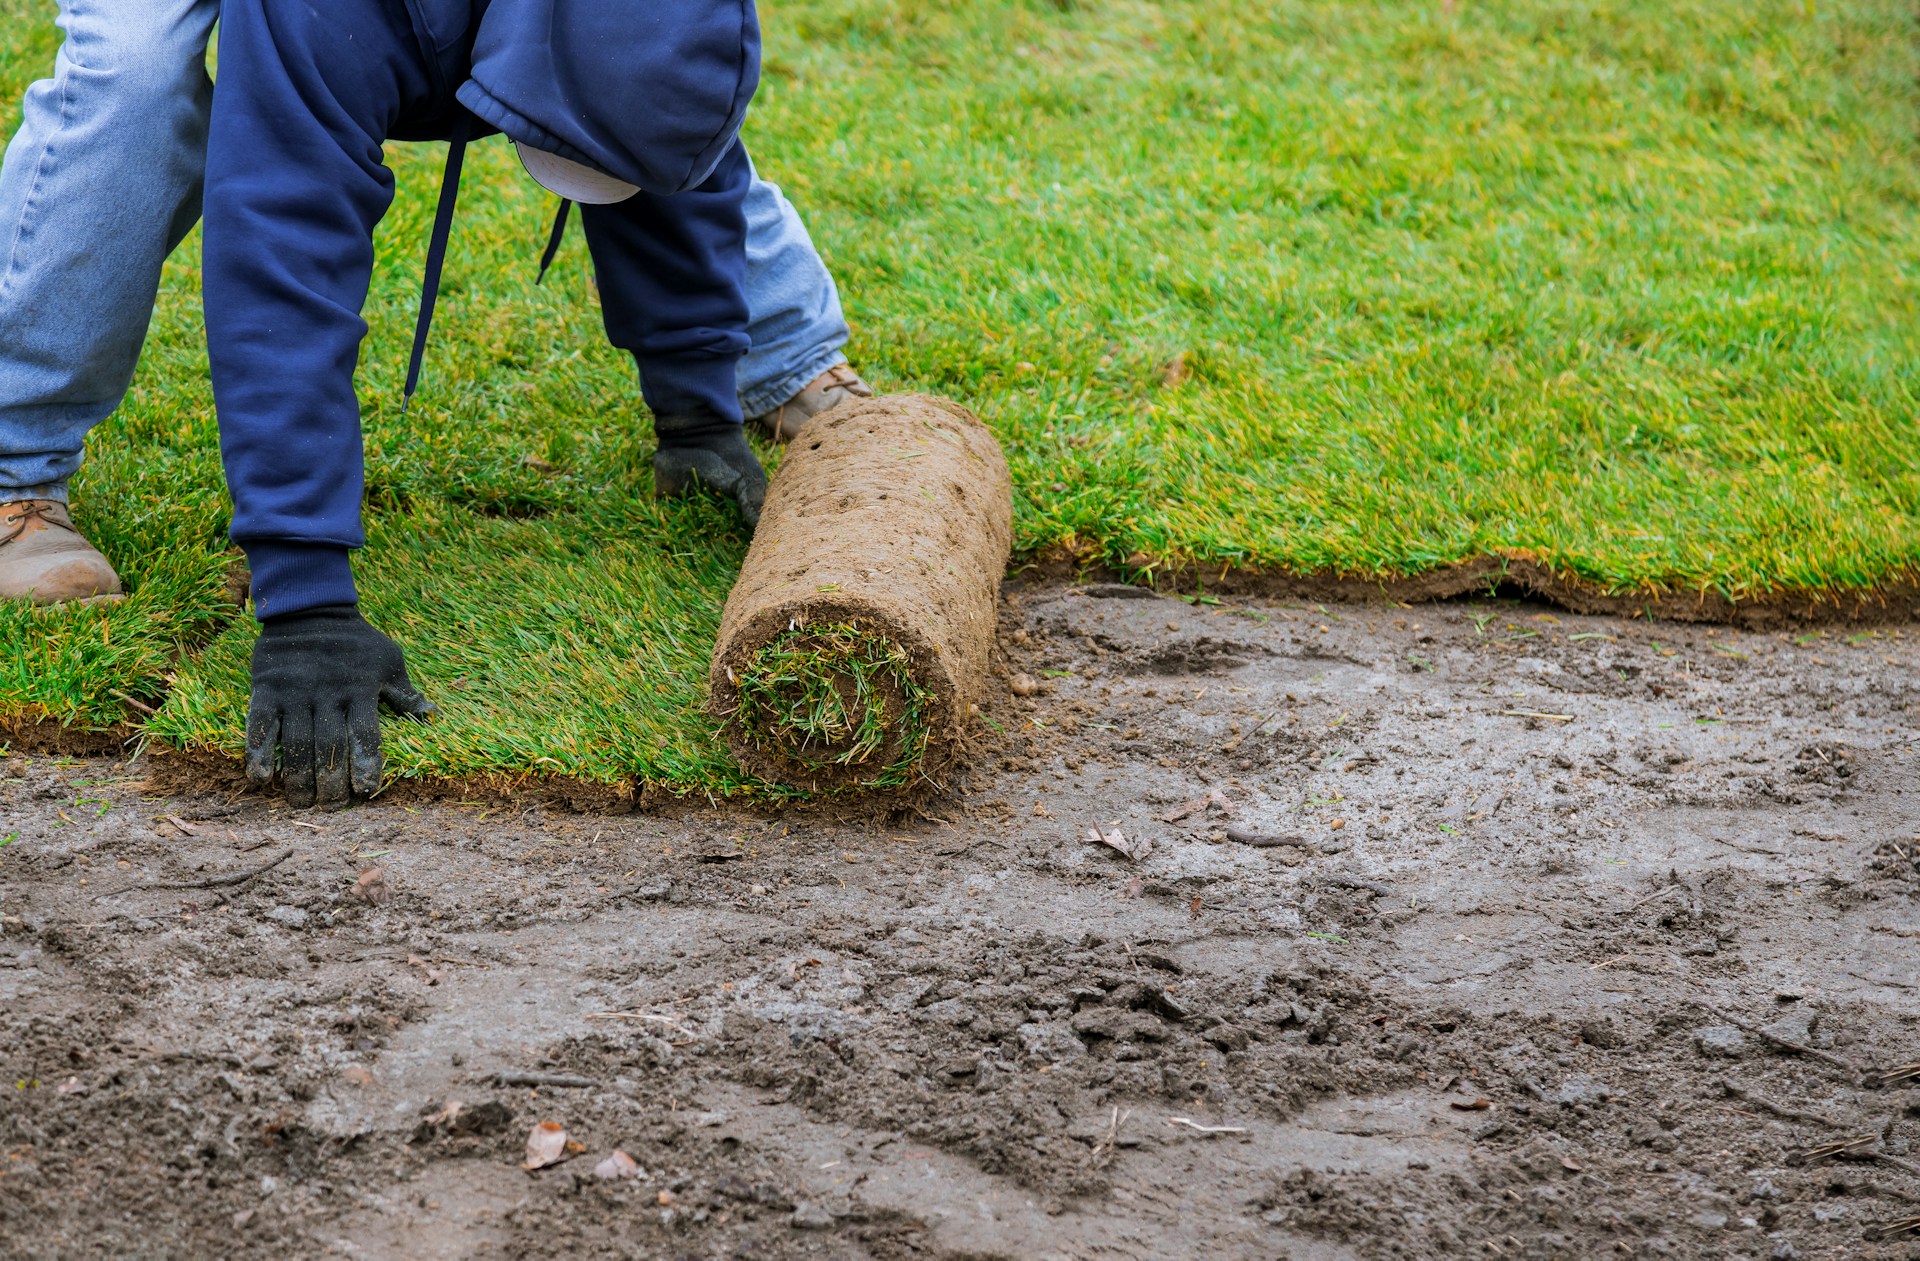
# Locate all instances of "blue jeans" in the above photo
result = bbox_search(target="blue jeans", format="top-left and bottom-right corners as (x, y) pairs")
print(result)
(0, 0), (849, 503)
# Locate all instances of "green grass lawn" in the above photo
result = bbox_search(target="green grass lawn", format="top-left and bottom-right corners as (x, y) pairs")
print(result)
(3, 0), (1916, 792)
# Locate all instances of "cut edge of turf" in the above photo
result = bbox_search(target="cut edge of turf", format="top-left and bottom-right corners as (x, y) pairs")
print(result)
(1024, 548), (1920, 632)
(0, 713), (142, 758)
(135, 747), (645, 814)
(9, 555), (1918, 805)
(133, 745), (951, 822)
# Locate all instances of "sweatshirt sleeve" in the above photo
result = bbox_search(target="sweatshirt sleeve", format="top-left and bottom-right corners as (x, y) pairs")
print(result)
(200, 0), (433, 619)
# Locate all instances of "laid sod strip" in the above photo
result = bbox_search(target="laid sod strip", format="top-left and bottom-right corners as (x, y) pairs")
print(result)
(711, 396), (1012, 792)
(771, 0), (1920, 596)
(147, 493), (758, 791)
(3, 0), (1918, 788)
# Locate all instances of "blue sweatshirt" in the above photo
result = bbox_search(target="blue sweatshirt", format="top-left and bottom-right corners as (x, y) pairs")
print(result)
(203, 0), (759, 619)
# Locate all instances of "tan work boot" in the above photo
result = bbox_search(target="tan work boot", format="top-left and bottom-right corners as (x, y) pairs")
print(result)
(0, 500), (124, 604)
(750, 364), (873, 442)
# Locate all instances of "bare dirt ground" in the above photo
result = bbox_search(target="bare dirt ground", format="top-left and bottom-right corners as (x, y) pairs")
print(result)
(3, 579), (1918, 1260)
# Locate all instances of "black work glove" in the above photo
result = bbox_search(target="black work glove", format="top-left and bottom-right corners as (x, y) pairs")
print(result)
(245, 605), (435, 809)
(653, 411), (767, 529)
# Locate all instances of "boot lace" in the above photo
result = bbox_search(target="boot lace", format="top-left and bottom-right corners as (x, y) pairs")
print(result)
(0, 502), (75, 547)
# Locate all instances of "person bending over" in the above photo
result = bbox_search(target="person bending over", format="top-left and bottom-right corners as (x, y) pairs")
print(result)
(0, 0), (866, 605)
(204, 0), (803, 807)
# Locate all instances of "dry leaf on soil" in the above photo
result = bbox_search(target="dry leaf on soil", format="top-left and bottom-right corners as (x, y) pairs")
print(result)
(593, 1149), (642, 1180)
(1161, 790), (1232, 824)
(1087, 825), (1151, 862)
(523, 1121), (576, 1170)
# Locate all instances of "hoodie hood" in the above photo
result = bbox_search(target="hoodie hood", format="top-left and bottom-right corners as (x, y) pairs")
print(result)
(455, 0), (759, 196)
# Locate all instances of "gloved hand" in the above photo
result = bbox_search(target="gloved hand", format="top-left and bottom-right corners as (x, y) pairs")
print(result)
(653, 411), (767, 529)
(244, 605), (435, 809)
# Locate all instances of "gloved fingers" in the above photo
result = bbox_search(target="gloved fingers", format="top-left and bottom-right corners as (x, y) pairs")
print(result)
(737, 469), (766, 529)
(244, 699), (282, 786)
(655, 448), (764, 528)
(651, 447), (701, 499)
(280, 706), (319, 810)
(347, 695), (385, 798)
(379, 676), (437, 720)
(313, 700), (354, 809)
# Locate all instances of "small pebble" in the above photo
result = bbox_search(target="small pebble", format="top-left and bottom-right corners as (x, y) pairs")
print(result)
(351, 866), (390, 905)
(790, 1201), (834, 1230)
(1694, 1025), (1747, 1059)
(1009, 673), (1039, 697)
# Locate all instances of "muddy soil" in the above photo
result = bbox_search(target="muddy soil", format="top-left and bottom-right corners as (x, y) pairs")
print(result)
(3, 580), (1918, 1260)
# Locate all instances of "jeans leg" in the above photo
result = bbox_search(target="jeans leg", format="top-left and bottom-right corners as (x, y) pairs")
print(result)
(736, 157), (851, 418)
(0, 0), (217, 501)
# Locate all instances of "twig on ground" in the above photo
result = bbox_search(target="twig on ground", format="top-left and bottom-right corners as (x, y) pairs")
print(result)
(1090, 1106), (1130, 1167)
(1225, 827), (1311, 848)
(1167, 1117), (1246, 1135)
(1624, 883), (1685, 912)
(96, 845), (294, 902)
(488, 1071), (600, 1089)
(1708, 835), (1782, 856)
(147, 846), (295, 892)
(1790, 1133), (1879, 1165)
(584, 1011), (698, 1039)
(1866, 1062), (1920, 1089)
(1499, 710), (1573, 722)
(109, 689), (157, 716)
(1870, 1216), (1920, 1241)
(1700, 1005), (1862, 1079)
(935, 836), (1007, 857)
(1719, 1080), (1846, 1129)
(1220, 710), (1283, 755)
(605, 880), (670, 902)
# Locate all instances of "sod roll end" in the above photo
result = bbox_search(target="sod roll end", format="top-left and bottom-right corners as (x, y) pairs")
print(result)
(710, 394), (1012, 792)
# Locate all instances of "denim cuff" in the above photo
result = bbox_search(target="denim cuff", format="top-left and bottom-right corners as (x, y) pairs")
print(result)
(0, 482), (70, 505)
(738, 349), (849, 421)
(242, 542), (357, 620)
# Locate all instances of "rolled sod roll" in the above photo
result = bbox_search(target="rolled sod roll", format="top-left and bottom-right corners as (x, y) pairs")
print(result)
(710, 394), (1013, 792)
